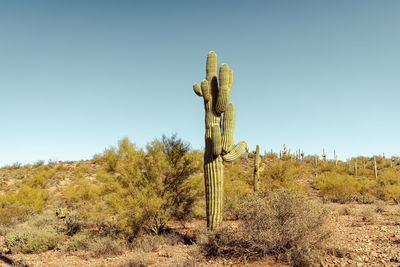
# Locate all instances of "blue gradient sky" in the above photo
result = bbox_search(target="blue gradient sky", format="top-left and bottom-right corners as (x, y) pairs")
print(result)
(1, 0), (399, 165)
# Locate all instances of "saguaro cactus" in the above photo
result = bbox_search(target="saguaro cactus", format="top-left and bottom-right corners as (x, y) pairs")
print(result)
(253, 145), (265, 192)
(354, 160), (358, 176)
(373, 157), (378, 179)
(193, 51), (246, 230)
(334, 150), (338, 166)
(322, 148), (327, 162)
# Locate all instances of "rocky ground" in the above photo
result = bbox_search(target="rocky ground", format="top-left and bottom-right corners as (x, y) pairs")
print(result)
(1, 201), (399, 267)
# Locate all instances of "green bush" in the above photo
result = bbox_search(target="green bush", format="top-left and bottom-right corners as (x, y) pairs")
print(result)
(0, 186), (47, 224)
(223, 164), (252, 217)
(260, 160), (310, 191)
(315, 172), (360, 203)
(4, 229), (62, 254)
(63, 135), (201, 237)
(377, 168), (400, 201)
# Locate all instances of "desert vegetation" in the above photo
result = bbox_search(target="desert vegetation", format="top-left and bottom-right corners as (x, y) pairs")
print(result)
(1, 52), (399, 266)
(1, 138), (400, 266)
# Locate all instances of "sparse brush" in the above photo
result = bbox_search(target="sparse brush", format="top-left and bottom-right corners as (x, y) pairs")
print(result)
(199, 190), (331, 266)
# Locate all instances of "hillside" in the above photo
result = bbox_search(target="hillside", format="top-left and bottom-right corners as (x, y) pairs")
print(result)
(0, 139), (400, 266)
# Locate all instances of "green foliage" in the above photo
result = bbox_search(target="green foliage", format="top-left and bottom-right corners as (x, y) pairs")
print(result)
(260, 160), (310, 191)
(0, 186), (47, 224)
(223, 164), (252, 216)
(315, 172), (378, 203)
(64, 135), (201, 237)
(73, 163), (91, 178)
(315, 172), (360, 202)
(4, 229), (62, 254)
(377, 168), (400, 201)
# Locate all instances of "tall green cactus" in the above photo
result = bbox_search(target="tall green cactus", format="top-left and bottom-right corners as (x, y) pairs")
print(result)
(193, 51), (247, 230)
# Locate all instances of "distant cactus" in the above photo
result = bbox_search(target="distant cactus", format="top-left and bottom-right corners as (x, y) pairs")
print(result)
(282, 144), (288, 160)
(301, 150), (305, 160)
(193, 51), (247, 230)
(334, 150), (338, 166)
(253, 145), (265, 192)
(354, 160), (358, 176)
(56, 208), (66, 219)
(322, 148), (327, 162)
(373, 157), (378, 179)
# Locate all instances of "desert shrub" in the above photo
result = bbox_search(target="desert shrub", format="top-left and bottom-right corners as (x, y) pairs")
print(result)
(360, 209), (377, 223)
(118, 251), (149, 267)
(377, 168), (400, 201)
(0, 186), (47, 224)
(357, 167), (374, 178)
(73, 163), (91, 178)
(260, 160), (310, 191)
(315, 172), (361, 203)
(3, 231), (31, 254)
(23, 230), (61, 253)
(102, 147), (119, 172)
(62, 178), (101, 204)
(170, 252), (198, 267)
(61, 232), (92, 253)
(223, 164), (252, 218)
(200, 190), (331, 266)
(319, 161), (337, 173)
(132, 233), (183, 253)
(23, 167), (58, 188)
(1, 162), (22, 170)
(32, 160), (45, 169)
(88, 236), (125, 257)
(64, 135), (201, 237)
(4, 229), (62, 254)
(60, 232), (125, 256)
(238, 190), (331, 265)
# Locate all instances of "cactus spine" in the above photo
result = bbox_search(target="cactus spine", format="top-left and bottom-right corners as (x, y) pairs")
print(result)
(253, 145), (265, 192)
(193, 51), (246, 230)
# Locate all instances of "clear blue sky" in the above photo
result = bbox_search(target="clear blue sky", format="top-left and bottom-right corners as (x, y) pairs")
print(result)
(1, 0), (399, 166)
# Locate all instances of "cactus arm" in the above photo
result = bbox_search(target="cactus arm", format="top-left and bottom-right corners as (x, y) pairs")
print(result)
(228, 69), (233, 92)
(206, 51), (218, 80)
(193, 83), (203, 96)
(222, 141), (247, 162)
(201, 80), (211, 102)
(221, 103), (235, 153)
(215, 64), (230, 113)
